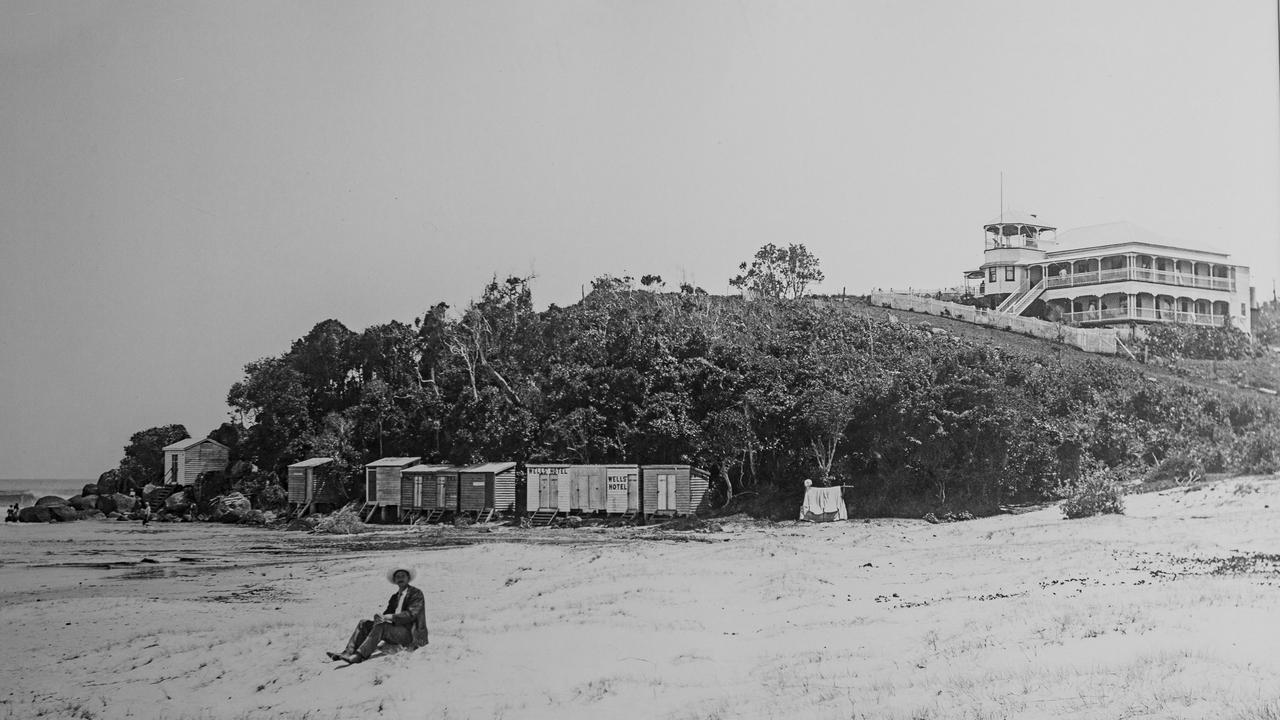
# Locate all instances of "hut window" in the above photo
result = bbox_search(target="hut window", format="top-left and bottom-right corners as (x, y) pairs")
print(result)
(988, 267), (997, 283)
(1005, 266), (1016, 281)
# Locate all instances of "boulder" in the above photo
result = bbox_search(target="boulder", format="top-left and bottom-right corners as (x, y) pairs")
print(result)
(219, 510), (245, 524)
(96, 470), (120, 496)
(97, 495), (117, 515)
(35, 495), (70, 508)
(69, 495), (99, 511)
(18, 506), (52, 523)
(82, 510), (105, 520)
(209, 493), (251, 520)
(82, 483), (100, 497)
(49, 506), (80, 522)
(111, 494), (137, 513)
(106, 511), (121, 519)
(164, 491), (191, 513)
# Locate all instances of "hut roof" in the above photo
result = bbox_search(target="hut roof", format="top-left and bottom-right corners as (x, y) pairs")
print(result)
(288, 457), (335, 468)
(162, 437), (229, 452)
(365, 456), (422, 468)
(465, 462), (518, 474)
(403, 464), (455, 474)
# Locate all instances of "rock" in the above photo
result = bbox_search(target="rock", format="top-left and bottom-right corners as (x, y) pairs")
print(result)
(923, 512), (941, 524)
(209, 493), (251, 520)
(164, 491), (190, 513)
(236, 509), (266, 526)
(97, 495), (117, 515)
(96, 470), (120, 496)
(18, 506), (52, 523)
(106, 511), (121, 519)
(69, 495), (99, 511)
(957, 510), (975, 521)
(219, 510), (245, 524)
(49, 506), (79, 522)
(260, 511), (277, 525)
(112, 494), (138, 513)
(564, 516), (583, 529)
(35, 495), (70, 508)
(82, 483), (100, 497)
(83, 510), (105, 520)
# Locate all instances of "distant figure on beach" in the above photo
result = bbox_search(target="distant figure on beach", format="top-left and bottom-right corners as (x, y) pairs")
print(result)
(5, 503), (17, 522)
(328, 566), (428, 664)
(139, 501), (151, 526)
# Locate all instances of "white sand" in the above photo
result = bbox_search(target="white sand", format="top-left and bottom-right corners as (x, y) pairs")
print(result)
(3, 475), (1280, 720)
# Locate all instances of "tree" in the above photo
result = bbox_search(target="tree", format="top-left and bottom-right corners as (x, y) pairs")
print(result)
(730, 243), (825, 299)
(116, 424), (191, 491)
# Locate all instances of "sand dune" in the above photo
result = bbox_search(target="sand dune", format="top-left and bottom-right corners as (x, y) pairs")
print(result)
(3, 475), (1279, 720)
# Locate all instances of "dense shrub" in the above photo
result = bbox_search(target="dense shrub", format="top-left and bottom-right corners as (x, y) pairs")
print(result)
(1147, 453), (1205, 486)
(1061, 467), (1126, 519)
(1133, 323), (1258, 361)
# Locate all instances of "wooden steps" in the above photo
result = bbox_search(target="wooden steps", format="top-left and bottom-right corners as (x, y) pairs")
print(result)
(475, 507), (496, 524)
(528, 509), (558, 527)
(423, 508), (446, 524)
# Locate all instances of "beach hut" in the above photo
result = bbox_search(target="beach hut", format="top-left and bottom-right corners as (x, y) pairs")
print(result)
(287, 458), (341, 513)
(459, 462), (518, 519)
(527, 464), (572, 512)
(161, 437), (230, 486)
(641, 465), (710, 517)
(362, 457), (420, 522)
(400, 464), (456, 521)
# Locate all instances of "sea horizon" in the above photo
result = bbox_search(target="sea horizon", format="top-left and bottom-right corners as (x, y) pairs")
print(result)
(1, 478), (96, 507)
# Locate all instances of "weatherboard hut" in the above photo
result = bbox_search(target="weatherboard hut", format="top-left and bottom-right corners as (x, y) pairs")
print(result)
(161, 437), (230, 486)
(400, 464), (455, 520)
(459, 462), (518, 517)
(526, 464), (571, 513)
(287, 458), (341, 513)
(641, 465), (710, 517)
(363, 457), (420, 522)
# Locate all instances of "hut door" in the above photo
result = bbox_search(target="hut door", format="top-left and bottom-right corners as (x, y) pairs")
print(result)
(539, 474), (556, 509)
(656, 473), (676, 511)
(366, 470), (377, 503)
(570, 473), (584, 509)
(436, 476), (447, 508)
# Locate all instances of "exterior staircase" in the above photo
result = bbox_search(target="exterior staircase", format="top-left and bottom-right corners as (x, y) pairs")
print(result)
(528, 509), (558, 527)
(996, 279), (1046, 316)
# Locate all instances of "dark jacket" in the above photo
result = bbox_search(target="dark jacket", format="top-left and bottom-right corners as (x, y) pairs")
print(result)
(383, 585), (428, 648)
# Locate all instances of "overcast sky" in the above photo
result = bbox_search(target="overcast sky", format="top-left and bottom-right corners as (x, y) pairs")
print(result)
(2, 0), (1277, 480)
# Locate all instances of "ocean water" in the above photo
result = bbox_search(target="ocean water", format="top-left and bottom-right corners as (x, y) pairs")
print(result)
(0, 479), (92, 508)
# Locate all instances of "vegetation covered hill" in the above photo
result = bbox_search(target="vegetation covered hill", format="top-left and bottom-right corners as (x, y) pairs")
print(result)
(101, 275), (1280, 519)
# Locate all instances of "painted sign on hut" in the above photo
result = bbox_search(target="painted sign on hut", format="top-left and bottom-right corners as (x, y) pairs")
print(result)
(641, 465), (710, 516)
(363, 457), (420, 522)
(287, 458), (341, 512)
(459, 462), (518, 516)
(161, 437), (230, 486)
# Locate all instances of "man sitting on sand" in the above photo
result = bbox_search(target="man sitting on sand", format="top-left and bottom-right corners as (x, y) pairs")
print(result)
(328, 566), (428, 664)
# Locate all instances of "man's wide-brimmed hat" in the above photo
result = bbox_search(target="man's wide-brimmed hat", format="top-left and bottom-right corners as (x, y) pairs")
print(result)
(386, 566), (416, 584)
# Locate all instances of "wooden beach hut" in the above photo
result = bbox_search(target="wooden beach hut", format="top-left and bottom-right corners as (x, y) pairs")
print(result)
(527, 464), (571, 513)
(400, 464), (455, 522)
(641, 465), (710, 517)
(287, 458), (341, 514)
(362, 457), (420, 523)
(459, 462), (518, 520)
(161, 437), (230, 486)
(603, 465), (641, 515)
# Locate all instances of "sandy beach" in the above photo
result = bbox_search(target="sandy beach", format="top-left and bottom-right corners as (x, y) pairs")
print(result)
(3, 474), (1280, 720)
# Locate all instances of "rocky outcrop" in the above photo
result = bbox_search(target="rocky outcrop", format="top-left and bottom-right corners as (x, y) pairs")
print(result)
(49, 506), (79, 522)
(34, 495), (70, 509)
(208, 493), (251, 521)
(81, 483), (100, 497)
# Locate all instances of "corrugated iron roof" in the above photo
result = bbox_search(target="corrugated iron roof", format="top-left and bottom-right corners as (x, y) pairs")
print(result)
(288, 457), (335, 468)
(464, 462), (518, 474)
(162, 437), (229, 451)
(403, 464), (454, 474)
(365, 456), (422, 467)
